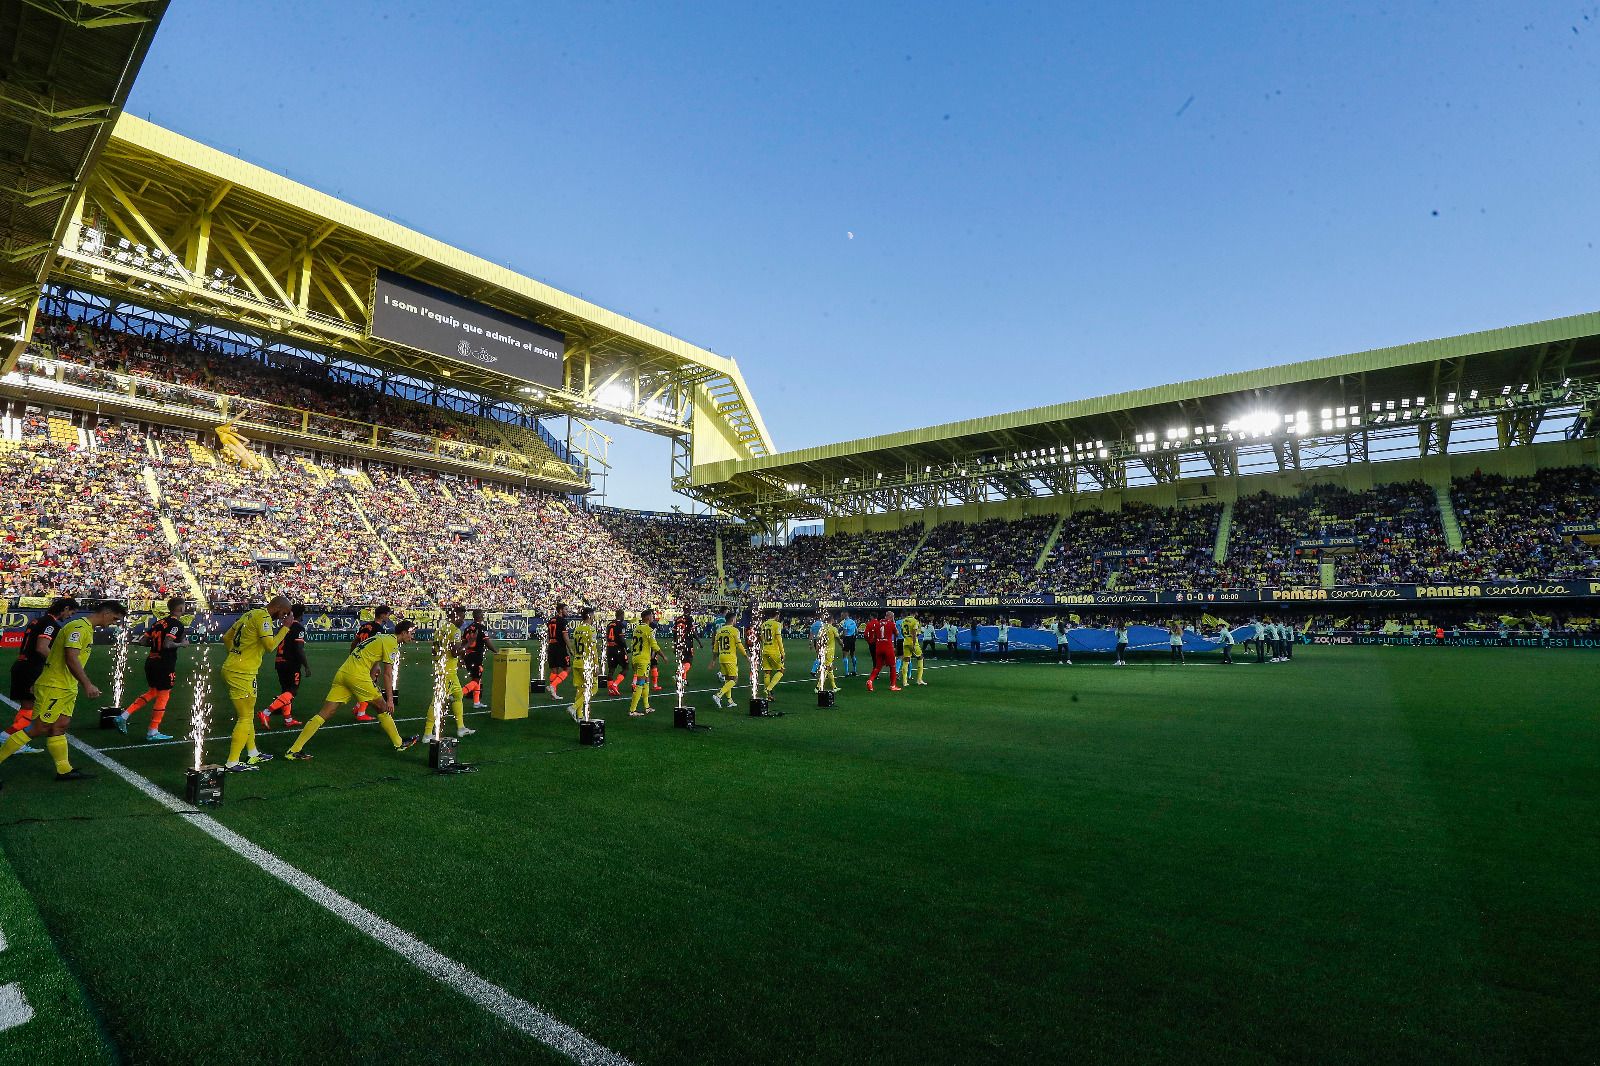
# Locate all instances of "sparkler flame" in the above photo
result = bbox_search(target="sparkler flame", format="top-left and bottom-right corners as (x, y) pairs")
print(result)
(109, 617), (130, 709)
(189, 638), (215, 771)
(745, 608), (761, 701)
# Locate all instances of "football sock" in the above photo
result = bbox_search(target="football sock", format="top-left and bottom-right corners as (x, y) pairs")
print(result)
(46, 735), (71, 775)
(378, 712), (404, 748)
(288, 715), (323, 753)
(227, 715), (252, 764)
(0, 730), (30, 765)
(125, 689), (155, 716)
(8, 707), (31, 734)
(150, 691), (170, 732)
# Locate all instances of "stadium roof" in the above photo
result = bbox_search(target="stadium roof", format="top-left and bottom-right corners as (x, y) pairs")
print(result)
(693, 311), (1600, 518)
(0, 1), (166, 353)
(12, 110), (773, 472)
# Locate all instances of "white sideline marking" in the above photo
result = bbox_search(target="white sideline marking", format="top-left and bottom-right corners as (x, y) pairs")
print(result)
(0, 983), (32, 1032)
(67, 736), (633, 1065)
(0, 922), (7, 952)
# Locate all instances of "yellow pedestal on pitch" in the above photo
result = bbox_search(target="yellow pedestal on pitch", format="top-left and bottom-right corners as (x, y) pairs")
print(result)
(491, 649), (530, 720)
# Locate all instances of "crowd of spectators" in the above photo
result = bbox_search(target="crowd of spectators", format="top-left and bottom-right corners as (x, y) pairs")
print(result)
(1043, 502), (1222, 592)
(0, 418), (187, 601)
(21, 314), (570, 475)
(5, 395), (1598, 610)
(1447, 467), (1600, 580)
(1219, 481), (1452, 586)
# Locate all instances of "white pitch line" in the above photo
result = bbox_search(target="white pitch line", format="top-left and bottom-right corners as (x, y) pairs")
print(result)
(0, 983), (32, 1032)
(66, 736), (634, 1066)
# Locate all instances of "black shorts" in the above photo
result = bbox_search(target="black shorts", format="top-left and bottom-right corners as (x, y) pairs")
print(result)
(275, 664), (303, 695)
(9, 660), (42, 704)
(548, 644), (570, 670)
(605, 647), (625, 673)
(842, 635), (857, 653)
(462, 655), (484, 681)
(144, 658), (178, 692)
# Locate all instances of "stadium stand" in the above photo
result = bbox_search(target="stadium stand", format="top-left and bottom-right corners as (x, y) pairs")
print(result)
(1043, 503), (1223, 592)
(1449, 466), (1600, 580)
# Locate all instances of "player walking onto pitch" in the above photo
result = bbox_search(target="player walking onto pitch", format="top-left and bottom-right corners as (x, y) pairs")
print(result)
(866, 610), (901, 692)
(219, 596), (292, 772)
(710, 611), (748, 708)
(899, 610), (926, 686)
(757, 609), (785, 702)
(627, 608), (662, 717)
(285, 621), (419, 759)
(604, 608), (628, 696)
(425, 606), (473, 741)
(0, 601), (126, 782)
(565, 606), (598, 721)
(460, 608), (495, 708)
(349, 605), (392, 723)
(671, 609), (699, 686)
(260, 603), (309, 730)
(117, 595), (189, 741)
(545, 602), (571, 700)
(816, 611), (841, 694)
(4, 596), (76, 750)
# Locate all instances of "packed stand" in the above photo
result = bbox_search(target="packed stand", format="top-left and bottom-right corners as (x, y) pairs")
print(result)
(1448, 466), (1600, 580)
(0, 418), (187, 601)
(901, 516), (1055, 597)
(1219, 482), (1450, 586)
(362, 470), (672, 610)
(591, 509), (726, 603)
(733, 525), (925, 601)
(21, 314), (572, 476)
(1042, 502), (1222, 592)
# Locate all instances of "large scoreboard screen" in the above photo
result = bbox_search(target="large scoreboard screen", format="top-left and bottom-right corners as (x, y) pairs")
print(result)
(370, 270), (565, 387)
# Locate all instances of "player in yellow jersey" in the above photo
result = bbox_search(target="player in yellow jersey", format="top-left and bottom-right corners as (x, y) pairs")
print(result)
(626, 608), (661, 717)
(217, 596), (292, 773)
(757, 609), (785, 700)
(564, 606), (599, 722)
(0, 600), (126, 782)
(898, 611), (926, 687)
(285, 621), (418, 759)
(710, 611), (747, 709)
(816, 610), (840, 695)
(424, 606), (471, 742)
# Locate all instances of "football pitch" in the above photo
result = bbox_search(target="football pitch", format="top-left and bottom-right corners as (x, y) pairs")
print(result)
(0, 640), (1595, 1064)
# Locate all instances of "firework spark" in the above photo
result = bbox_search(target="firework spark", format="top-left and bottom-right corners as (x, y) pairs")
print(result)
(190, 640), (216, 771)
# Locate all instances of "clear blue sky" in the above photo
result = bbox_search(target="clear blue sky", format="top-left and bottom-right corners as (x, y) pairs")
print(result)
(127, 1), (1600, 510)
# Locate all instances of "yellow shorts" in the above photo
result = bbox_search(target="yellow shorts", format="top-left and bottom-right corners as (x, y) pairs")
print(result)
(903, 642), (923, 658)
(441, 670), (463, 698)
(761, 651), (784, 671)
(629, 658), (653, 679)
(327, 662), (380, 705)
(221, 669), (257, 705)
(31, 684), (77, 725)
(717, 657), (738, 679)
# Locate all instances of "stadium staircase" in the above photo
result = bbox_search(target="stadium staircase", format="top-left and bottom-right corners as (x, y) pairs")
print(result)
(344, 492), (432, 604)
(1434, 484), (1464, 552)
(1320, 561), (1336, 589)
(896, 526), (935, 577)
(1105, 570), (1124, 591)
(185, 439), (218, 466)
(714, 530), (728, 593)
(141, 464), (210, 609)
(1212, 501), (1234, 564)
(1034, 513), (1068, 571)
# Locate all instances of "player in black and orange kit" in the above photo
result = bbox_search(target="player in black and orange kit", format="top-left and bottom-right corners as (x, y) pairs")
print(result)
(604, 609), (628, 696)
(545, 602), (570, 699)
(116, 596), (189, 741)
(671, 610), (699, 687)
(459, 608), (494, 709)
(260, 603), (309, 729)
(4, 597), (76, 750)
(349, 605), (391, 723)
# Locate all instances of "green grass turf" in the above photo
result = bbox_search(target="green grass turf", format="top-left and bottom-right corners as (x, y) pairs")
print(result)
(0, 638), (1596, 1063)
(0, 846), (113, 1065)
